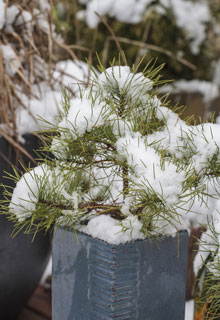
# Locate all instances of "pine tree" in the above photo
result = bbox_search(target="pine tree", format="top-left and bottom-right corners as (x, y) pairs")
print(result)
(1, 60), (220, 240)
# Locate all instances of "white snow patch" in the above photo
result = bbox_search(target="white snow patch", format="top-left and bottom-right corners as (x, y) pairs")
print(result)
(84, 0), (152, 28)
(116, 133), (185, 204)
(185, 300), (194, 320)
(15, 90), (62, 139)
(1, 44), (21, 77)
(170, 0), (210, 54)
(9, 165), (51, 222)
(53, 60), (90, 92)
(58, 97), (105, 139)
(0, 0), (6, 30)
(40, 256), (52, 285)
(5, 5), (20, 32)
(162, 80), (219, 104)
(38, 0), (51, 12)
(80, 214), (145, 244)
(97, 66), (153, 104)
(13, 59), (90, 139)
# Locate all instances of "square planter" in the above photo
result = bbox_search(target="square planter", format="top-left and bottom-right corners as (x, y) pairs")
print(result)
(52, 228), (188, 320)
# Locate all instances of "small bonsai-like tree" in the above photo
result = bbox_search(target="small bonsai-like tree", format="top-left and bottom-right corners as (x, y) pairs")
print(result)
(1, 61), (220, 243)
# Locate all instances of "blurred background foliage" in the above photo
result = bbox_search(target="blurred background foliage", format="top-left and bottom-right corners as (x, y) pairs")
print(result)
(53, 0), (220, 82)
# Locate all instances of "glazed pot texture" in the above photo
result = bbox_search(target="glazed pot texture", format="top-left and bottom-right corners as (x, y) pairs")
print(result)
(52, 228), (188, 320)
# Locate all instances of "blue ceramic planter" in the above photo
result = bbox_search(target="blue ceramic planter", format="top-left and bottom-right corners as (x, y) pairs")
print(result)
(52, 228), (188, 320)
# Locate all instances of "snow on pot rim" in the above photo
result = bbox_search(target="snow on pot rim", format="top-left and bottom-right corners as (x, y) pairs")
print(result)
(78, 214), (185, 245)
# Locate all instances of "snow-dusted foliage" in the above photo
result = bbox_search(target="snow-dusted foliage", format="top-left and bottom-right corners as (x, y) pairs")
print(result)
(77, 0), (212, 54)
(14, 60), (90, 139)
(0, 0), (53, 35)
(4, 64), (220, 244)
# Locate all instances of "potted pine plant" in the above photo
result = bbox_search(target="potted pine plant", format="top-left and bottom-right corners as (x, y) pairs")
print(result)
(1, 61), (220, 319)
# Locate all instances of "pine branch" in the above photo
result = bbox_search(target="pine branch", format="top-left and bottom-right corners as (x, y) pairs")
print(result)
(38, 199), (125, 220)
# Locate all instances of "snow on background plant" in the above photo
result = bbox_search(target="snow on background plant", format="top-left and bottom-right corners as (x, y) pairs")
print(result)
(55, 0), (220, 122)
(0, 0), (90, 143)
(2, 63), (220, 249)
(78, 0), (211, 55)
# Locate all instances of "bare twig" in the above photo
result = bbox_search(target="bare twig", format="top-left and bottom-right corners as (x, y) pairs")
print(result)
(134, 15), (153, 67)
(54, 38), (78, 60)
(0, 128), (37, 164)
(109, 36), (196, 70)
(95, 12), (127, 65)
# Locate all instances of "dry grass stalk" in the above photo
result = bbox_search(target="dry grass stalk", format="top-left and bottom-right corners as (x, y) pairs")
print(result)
(0, 0), (87, 163)
(95, 12), (127, 66)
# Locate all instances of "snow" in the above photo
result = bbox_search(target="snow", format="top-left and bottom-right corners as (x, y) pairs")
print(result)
(191, 123), (220, 166)
(169, 0), (210, 54)
(116, 133), (185, 204)
(15, 90), (62, 139)
(34, 8), (51, 34)
(86, 0), (113, 28)
(53, 60), (90, 92)
(97, 66), (153, 104)
(84, 0), (152, 28)
(9, 65), (220, 246)
(5, 5), (20, 33)
(0, 0), (55, 35)
(1, 44), (21, 77)
(80, 214), (145, 244)
(9, 165), (51, 222)
(1, 59), (90, 140)
(15, 9), (32, 37)
(194, 200), (220, 276)
(58, 97), (105, 139)
(78, 0), (211, 54)
(112, 0), (149, 24)
(185, 300), (194, 320)
(162, 79), (219, 104)
(0, 0), (6, 30)
(38, 0), (51, 12)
